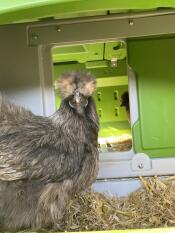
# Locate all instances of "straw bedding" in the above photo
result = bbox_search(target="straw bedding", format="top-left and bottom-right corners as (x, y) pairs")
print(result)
(60, 176), (175, 231)
(98, 134), (132, 152)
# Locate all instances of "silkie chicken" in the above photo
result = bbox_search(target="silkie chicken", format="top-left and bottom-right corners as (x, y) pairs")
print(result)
(0, 71), (99, 231)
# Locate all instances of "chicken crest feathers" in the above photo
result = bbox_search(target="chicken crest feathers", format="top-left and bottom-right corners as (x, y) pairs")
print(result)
(54, 71), (96, 99)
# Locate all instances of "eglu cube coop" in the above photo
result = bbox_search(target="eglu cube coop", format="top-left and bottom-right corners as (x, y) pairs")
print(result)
(1, 1), (175, 232)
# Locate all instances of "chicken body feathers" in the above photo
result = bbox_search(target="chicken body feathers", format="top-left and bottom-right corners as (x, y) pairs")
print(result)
(0, 91), (99, 230)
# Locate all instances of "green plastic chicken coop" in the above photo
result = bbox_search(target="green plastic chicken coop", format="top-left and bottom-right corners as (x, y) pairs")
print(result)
(1, 0), (175, 232)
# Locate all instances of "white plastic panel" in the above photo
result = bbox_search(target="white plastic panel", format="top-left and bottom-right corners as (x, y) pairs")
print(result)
(0, 24), (56, 116)
(93, 178), (141, 197)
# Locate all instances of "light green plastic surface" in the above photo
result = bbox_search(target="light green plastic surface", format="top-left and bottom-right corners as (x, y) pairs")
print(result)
(52, 42), (126, 64)
(94, 85), (128, 123)
(52, 44), (104, 63)
(104, 41), (126, 61)
(78, 229), (175, 233)
(1, 0), (175, 25)
(128, 36), (175, 158)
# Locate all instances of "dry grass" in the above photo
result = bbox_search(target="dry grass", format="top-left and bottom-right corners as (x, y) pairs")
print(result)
(98, 134), (132, 152)
(61, 176), (175, 231)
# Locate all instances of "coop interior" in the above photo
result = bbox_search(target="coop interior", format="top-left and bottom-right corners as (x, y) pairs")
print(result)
(52, 41), (132, 153)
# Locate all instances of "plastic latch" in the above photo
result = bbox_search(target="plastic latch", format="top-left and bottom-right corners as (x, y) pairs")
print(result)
(131, 153), (152, 171)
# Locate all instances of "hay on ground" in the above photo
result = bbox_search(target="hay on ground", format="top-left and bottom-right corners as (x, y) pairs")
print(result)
(61, 176), (175, 231)
(98, 134), (132, 152)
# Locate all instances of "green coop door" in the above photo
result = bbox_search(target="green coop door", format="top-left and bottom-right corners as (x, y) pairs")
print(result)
(128, 36), (175, 158)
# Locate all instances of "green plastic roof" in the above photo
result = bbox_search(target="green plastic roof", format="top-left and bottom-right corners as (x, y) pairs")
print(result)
(0, 0), (175, 25)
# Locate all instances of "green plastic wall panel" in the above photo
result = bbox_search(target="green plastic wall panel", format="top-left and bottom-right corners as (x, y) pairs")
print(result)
(104, 41), (126, 61)
(99, 121), (130, 138)
(94, 84), (130, 138)
(53, 60), (127, 79)
(86, 61), (109, 69)
(97, 76), (128, 87)
(94, 85), (128, 123)
(52, 43), (104, 63)
(128, 36), (175, 158)
(1, 0), (175, 25)
(52, 42), (126, 64)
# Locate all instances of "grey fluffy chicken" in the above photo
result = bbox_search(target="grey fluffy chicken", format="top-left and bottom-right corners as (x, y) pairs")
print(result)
(0, 71), (99, 231)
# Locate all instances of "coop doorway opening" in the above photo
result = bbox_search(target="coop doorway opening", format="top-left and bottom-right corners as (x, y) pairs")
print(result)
(52, 41), (132, 152)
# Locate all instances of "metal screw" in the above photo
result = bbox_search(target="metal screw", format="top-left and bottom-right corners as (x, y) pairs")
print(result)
(32, 34), (39, 40)
(128, 19), (134, 26)
(138, 163), (144, 169)
(56, 27), (61, 32)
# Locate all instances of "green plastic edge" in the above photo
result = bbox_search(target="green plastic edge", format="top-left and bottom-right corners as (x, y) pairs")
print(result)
(1, 0), (175, 25)
(25, 228), (175, 233)
(87, 229), (175, 233)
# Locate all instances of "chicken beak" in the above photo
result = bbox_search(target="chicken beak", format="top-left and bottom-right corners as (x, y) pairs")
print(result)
(74, 91), (80, 104)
